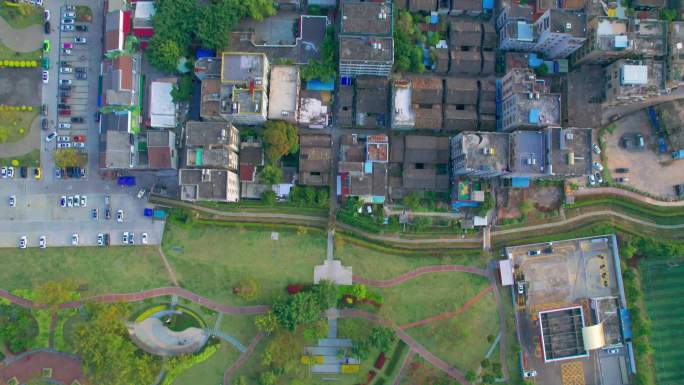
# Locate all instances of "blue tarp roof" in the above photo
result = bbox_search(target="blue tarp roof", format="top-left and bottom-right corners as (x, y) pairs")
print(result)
(517, 21), (534, 42)
(196, 48), (215, 58)
(528, 53), (544, 68)
(364, 161), (373, 174)
(483, 0), (494, 9)
(452, 201), (480, 209)
(511, 177), (530, 188)
(620, 308), (633, 340)
(430, 11), (439, 23)
(529, 108), (540, 124)
(306, 80), (335, 91)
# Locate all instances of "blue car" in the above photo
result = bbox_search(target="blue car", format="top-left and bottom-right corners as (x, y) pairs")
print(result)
(55, 167), (62, 178)
(91, 208), (98, 220)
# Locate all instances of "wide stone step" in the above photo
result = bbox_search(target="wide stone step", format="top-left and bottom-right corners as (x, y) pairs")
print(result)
(312, 364), (341, 374)
(318, 338), (352, 348)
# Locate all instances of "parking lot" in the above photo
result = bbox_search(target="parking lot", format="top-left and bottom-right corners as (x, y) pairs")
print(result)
(0, 191), (164, 247)
(606, 111), (684, 198)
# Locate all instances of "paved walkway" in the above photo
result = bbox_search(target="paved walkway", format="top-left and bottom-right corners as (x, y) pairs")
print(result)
(392, 349), (415, 385)
(129, 318), (208, 356)
(223, 332), (265, 385)
(158, 246), (180, 286)
(0, 17), (42, 53)
(0, 287), (269, 314)
(0, 349), (86, 385)
(575, 187), (684, 206)
(0, 113), (41, 158)
(399, 286), (494, 330)
(353, 265), (488, 288)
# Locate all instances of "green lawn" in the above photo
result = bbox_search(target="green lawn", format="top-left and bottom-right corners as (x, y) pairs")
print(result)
(0, 246), (171, 295)
(377, 272), (490, 326)
(171, 341), (241, 385)
(0, 3), (43, 29)
(405, 291), (499, 373)
(219, 313), (258, 347)
(0, 41), (41, 61)
(0, 109), (38, 143)
(336, 240), (484, 281)
(0, 148), (40, 166)
(161, 223), (326, 306)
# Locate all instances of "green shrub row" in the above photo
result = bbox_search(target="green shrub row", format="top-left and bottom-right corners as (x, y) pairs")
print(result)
(161, 342), (220, 385)
(384, 341), (408, 375)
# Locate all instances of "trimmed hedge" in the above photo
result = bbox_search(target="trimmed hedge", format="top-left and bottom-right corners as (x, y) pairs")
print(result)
(384, 341), (408, 375)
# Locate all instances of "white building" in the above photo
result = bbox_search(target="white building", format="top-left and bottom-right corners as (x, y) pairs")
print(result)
(149, 80), (177, 129)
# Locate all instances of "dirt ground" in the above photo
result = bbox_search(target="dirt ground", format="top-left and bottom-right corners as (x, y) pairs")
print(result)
(0, 68), (41, 106)
(563, 65), (604, 129)
(496, 185), (562, 221)
(605, 111), (684, 198)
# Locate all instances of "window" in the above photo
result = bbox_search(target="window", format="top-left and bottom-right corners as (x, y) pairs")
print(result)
(415, 163), (425, 169)
(311, 171), (321, 176)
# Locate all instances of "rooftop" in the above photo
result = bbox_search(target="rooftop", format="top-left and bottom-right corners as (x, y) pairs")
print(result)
(104, 130), (132, 169)
(547, 126), (592, 176)
(445, 77), (479, 105)
(339, 36), (394, 63)
(299, 134), (332, 185)
(186, 147), (238, 169)
(185, 121), (239, 149)
(510, 130), (546, 175)
(267, 65), (299, 122)
(593, 18), (632, 52)
(179, 168), (234, 202)
(454, 132), (510, 174)
(406, 75), (443, 104)
(509, 93), (561, 127)
(450, 20), (482, 47)
(147, 130), (176, 169)
(612, 59), (665, 97)
(149, 80), (176, 128)
(133, 1), (155, 29)
(220, 52), (267, 84)
(547, 9), (586, 38)
(404, 135), (450, 164)
(340, 0), (392, 36)
(299, 91), (330, 128)
(633, 19), (666, 57)
(392, 80), (416, 128)
(450, 50), (482, 75)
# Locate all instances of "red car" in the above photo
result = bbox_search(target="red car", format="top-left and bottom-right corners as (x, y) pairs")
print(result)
(60, 97), (70, 103)
(73, 135), (86, 142)
(58, 109), (71, 116)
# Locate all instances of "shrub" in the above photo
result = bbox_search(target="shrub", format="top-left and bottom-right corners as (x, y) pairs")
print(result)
(374, 352), (386, 369)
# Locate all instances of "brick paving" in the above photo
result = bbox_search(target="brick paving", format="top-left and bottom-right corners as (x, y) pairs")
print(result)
(0, 350), (86, 385)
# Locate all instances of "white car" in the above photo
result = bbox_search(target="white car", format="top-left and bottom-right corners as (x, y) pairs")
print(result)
(67, 195), (74, 207)
(60, 25), (74, 32)
(588, 174), (596, 186)
(42, 70), (49, 84)
(59, 79), (72, 85)
(80, 195), (87, 207)
(57, 136), (70, 142)
(592, 143), (601, 155)
(46, 132), (57, 142)
(523, 370), (537, 378)
(60, 66), (73, 74)
(63, 11), (75, 18)
(44, 9), (50, 21)
(58, 122), (71, 129)
(62, 18), (74, 24)
(39, 235), (47, 248)
(97, 233), (104, 246)
(57, 142), (71, 148)
(116, 209), (124, 222)
(122, 232), (129, 244)
(73, 142), (85, 148)
(0, 167), (6, 178)
(9, 194), (16, 207)
(75, 36), (87, 44)
(71, 233), (79, 245)
(6, 167), (14, 178)
(19, 236), (27, 249)
(605, 348), (619, 354)
(141, 233), (148, 245)
(592, 162), (604, 171)
(73, 194), (80, 207)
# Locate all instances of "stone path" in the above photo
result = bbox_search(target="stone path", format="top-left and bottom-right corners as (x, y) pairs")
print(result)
(0, 17), (42, 53)
(398, 286), (494, 330)
(158, 246), (180, 286)
(223, 332), (266, 385)
(213, 330), (248, 353)
(0, 287), (269, 314)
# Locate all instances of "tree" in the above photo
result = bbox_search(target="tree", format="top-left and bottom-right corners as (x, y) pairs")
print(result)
(54, 148), (87, 168)
(146, 38), (181, 73)
(402, 192), (422, 210)
(351, 283), (367, 301)
(259, 164), (283, 185)
(660, 8), (677, 21)
(259, 371), (277, 385)
(255, 312), (279, 333)
(315, 188), (329, 207)
(263, 331), (300, 371)
(351, 340), (371, 359)
(171, 75), (193, 102)
(519, 200), (534, 216)
(0, 304), (37, 353)
(368, 327), (395, 351)
(262, 120), (298, 162)
(535, 63), (549, 77)
(72, 303), (161, 385)
(312, 280), (337, 310)
(235, 277), (259, 301)
(261, 190), (277, 206)
(234, 376), (248, 385)
(300, 27), (336, 82)
(272, 292), (321, 330)
(479, 192), (495, 216)
(35, 279), (79, 311)
(303, 318), (329, 342)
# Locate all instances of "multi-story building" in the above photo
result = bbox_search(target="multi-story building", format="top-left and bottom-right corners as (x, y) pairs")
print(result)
(180, 121), (241, 203)
(338, 134), (389, 203)
(572, 17), (634, 65)
(199, 52), (269, 125)
(267, 65), (300, 124)
(668, 21), (684, 88)
(339, 0), (394, 77)
(299, 134), (332, 186)
(500, 68), (561, 131)
(450, 132), (510, 178)
(391, 79), (416, 130)
(604, 59), (668, 106)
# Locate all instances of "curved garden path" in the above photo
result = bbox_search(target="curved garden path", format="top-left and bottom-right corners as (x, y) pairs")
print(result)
(0, 287), (269, 314)
(223, 332), (265, 385)
(0, 17), (42, 53)
(352, 265), (509, 383)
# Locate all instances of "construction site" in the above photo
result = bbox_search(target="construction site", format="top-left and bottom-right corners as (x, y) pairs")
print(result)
(500, 235), (635, 385)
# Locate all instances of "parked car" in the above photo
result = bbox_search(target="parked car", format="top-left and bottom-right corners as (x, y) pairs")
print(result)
(128, 233), (135, 245)
(73, 194), (80, 207)
(19, 167), (27, 178)
(55, 167), (63, 178)
(41, 118), (47, 130)
(122, 232), (129, 244)
(42, 39), (50, 52)
(42, 104), (48, 116)
(59, 66), (73, 73)
(73, 135), (85, 142)
(67, 196), (73, 207)
(75, 72), (87, 80)
(75, 36), (86, 44)
(63, 11), (75, 18)
(57, 142), (71, 148)
(141, 233), (148, 245)
(80, 195), (87, 207)
(592, 143), (601, 155)
(0, 167), (6, 178)
(615, 177), (630, 183)
(60, 97), (70, 104)
(57, 103), (70, 110)
(97, 233), (104, 246)
(45, 132), (57, 142)
(59, 79), (72, 85)
(61, 48), (72, 54)
(73, 142), (85, 148)
(39, 236), (47, 249)
(60, 196), (66, 207)
(105, 207), (111, 220)
(595, 172), (604, 184)
(71, 117), (83, 123)
(59, 90), (70, 97)
(57, 135), (70, 142)
(42, 70), (49, 84)
(636, 133), (645, 148)
(19, 236), (27, 249)
(34, 167), (41, 180)
(62, 18), (74, 24)
(75, 25), (88, 32)
(592, 162), (604, 171)
(91, 208), (98, 220)
(588, 174), (596, 186)
(517, 281), (524, 295)
(44, 9), (50, 20)
(41, 56), (49, 70)
(58, 85), (71, 91)
(116, 209), (124, 222)
(523, 370), (537, 378)
(58, 110), (71, 116)
(9, 194), (16, 207)
(71, 233), (79, 246)
(528, 249), (541, 256)
(60, 24), (74, 32)
(6, 167), (13, 178)
(44, 21), (50, 33)
(615, 168), (629, 173)
(61, 42), (72, 49)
